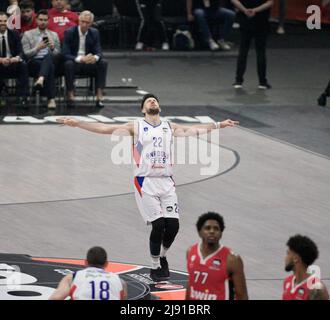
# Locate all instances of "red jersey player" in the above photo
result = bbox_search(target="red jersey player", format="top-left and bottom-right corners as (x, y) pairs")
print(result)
(186, 212), (248, 300)
(48, 0), (78, 42)
(283, 234), (329, 300)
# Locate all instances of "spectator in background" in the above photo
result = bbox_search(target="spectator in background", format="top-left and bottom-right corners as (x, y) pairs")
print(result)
(22, 9), (60, 109)
(276, 0), (285, 34)
(62, 10), (108, 108)
(231, 0), (273, 90)
(19, 0), (37, 34)
(135, 0), (169, 51)
(186, 0), (235, 51)
(0, 11), (29, 105)
(48, 0), (78, 42)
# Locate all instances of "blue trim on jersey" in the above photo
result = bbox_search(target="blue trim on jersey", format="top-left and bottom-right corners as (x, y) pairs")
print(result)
(143, 119), (162, 128)
(136, 176), (145, 188)
(136, 141), (143, 155)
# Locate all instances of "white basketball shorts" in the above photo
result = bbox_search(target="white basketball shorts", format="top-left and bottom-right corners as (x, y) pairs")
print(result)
(134, 176), (180, 224)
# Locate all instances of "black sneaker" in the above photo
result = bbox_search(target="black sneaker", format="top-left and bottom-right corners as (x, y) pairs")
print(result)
(160, 257), (170, 280)
(150, 268), (168, 282)
(258, 83), (272, 90)
(318, 93), (327, 107)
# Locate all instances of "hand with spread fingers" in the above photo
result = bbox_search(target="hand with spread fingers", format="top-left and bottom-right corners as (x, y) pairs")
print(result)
(56, 117), (80, 127)
(220, 119), (240, 128)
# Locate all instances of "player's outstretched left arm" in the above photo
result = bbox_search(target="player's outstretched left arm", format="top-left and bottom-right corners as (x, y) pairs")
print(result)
(171, 119), (239, 137)
(49, 274), (73, 300)
(227, 253), (249, 300)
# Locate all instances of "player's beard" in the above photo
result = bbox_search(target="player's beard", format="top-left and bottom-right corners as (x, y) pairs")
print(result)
(285, 262), (294, 272)
(146, 108), (160, 115)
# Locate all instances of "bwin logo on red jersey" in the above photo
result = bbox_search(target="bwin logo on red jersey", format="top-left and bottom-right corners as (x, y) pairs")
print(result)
(190, 287), (217, 300)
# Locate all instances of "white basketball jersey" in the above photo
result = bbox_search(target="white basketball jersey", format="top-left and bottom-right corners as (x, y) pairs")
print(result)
(133, 119), (173, 177)
(70, 267), (123, 300)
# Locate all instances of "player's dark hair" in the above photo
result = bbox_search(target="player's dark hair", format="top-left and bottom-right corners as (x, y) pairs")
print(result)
(196, 212), (225, 232)
(140, 93), (159, 109)
(37, 9), (48, 17)
(287, 235), (319, 266)
(20, 0), (35, 10)
(86, 246), (108, 267)
(0, 11), (8, 17)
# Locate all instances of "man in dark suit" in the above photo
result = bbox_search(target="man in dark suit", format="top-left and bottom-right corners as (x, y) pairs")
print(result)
(0, 11), (29, 104)
(62, 10), (108, 108)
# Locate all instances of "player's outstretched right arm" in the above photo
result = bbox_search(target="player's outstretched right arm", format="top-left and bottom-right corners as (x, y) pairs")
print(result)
(56, 117), (134, 136)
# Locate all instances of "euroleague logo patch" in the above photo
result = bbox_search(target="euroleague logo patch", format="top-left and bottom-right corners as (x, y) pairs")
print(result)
(0, 254), (187, 300)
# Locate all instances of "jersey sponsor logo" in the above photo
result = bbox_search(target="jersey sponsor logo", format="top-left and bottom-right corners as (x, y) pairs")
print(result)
(163, 127), (168, 133)
(0, 254), (187, 300)
(144, 127), (148, 132)
(210, 259), (221, 270)
(190, 287), (217, 300)
(191, 255), (196, 262)
(212, 259), (221, 266)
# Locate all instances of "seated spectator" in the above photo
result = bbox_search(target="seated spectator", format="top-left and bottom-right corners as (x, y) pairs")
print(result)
(134, 0), (169, 51)
(19, 0), (37, 34)
(0, 11), (29, 105)
(62, 10), (108, 108)
(186, 0), (235, 51)
(48, 0), (79, 42)
(22, 9), (61, 109)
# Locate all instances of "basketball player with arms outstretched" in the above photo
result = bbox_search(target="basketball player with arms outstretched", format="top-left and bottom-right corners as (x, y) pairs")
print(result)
(57, 93), (239, 282)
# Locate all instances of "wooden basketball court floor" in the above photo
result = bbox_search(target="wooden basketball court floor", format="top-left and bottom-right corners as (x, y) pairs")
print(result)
(0, 123), (329, 299)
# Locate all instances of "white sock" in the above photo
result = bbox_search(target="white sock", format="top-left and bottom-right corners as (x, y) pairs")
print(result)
(151, 255), (160, 269)
(160, 246), (168, 258)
